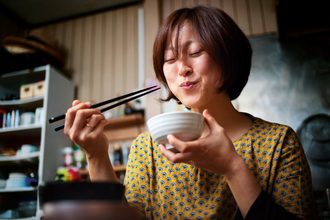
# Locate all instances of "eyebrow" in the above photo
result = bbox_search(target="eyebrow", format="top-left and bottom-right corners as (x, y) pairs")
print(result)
(165, 40), (196, 52)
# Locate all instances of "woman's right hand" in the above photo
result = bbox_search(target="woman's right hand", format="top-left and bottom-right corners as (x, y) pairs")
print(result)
(63, 100), (109, 160)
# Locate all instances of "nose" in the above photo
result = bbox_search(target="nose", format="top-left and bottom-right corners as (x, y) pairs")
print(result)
(178, 60), (192, 77)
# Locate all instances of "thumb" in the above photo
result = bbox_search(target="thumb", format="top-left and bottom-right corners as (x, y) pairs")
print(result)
(202, 109), (219, 130)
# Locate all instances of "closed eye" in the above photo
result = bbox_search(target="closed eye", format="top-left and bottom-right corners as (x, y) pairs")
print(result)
(189, 50), (203, 57)
(164, 57), (176, 63)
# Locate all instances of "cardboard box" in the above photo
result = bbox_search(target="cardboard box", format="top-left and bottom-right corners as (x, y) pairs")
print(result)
(20, 84), (34, 99)
(33, 81), (45, 97)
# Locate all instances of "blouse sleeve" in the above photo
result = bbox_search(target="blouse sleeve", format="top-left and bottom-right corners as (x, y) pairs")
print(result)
(123, 133), (149, 218)
(235, 127), (318, 220)
(269, 127), (317, 219)
(234, 190), (300, 220)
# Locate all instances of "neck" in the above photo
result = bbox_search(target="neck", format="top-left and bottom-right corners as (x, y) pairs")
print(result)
(191, 94), (252, 141)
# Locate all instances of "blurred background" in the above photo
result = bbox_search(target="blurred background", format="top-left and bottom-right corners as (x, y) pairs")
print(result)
(0, 0), (329, 219)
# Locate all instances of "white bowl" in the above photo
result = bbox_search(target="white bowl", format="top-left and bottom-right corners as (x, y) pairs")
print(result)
(147, 111), (204, 150)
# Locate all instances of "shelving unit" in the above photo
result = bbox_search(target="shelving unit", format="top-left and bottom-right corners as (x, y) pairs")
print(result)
(0, 151), (40, 163)
(0, 187), (36, 193)
(0, 65), (74, 220)
(104, 114), (145, 142)
(81, 114), (145, 180)
(105, 113), (145, 172)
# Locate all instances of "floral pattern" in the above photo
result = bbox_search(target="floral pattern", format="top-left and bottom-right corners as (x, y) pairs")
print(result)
(124, 117), (314, 219)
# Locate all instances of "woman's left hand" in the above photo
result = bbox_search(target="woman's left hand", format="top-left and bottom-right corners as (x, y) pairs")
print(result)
(159, 109), (242, 175)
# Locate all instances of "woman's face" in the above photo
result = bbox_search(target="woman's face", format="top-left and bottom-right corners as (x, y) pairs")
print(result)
(163, 22), (222, 111)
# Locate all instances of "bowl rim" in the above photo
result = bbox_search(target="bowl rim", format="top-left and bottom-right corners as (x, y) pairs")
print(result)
(147, 111), (203, 124)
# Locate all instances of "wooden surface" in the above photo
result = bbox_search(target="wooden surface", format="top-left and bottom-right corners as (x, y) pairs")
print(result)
(80, 165), (126, 177)
(106, 114), (144, 128)
(104, 114), (145, 142)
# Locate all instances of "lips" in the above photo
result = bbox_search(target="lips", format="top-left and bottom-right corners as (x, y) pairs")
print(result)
(180, 81), (196, 87)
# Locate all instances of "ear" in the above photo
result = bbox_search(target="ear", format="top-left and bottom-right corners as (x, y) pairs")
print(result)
(216, 77), (224, 92)
(215, 68), (224, 90)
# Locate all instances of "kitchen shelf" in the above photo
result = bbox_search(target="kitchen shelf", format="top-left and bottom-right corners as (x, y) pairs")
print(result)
(0, 65), (74, 220)
(0, 96), (43, 109)
(0, 187), (36, 193)
(113, 164), (126, 172)
(0, 126), (41, 142)
(0, 152), (40, 163)
(80, 164), (126, 176)
(104, 114), (145, 142)
(0, 125), (42, 133)
(106, 114), (144, 128)
(11, 218), (37, 220)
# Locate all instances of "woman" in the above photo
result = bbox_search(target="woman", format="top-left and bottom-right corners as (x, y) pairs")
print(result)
(64, 6), (316, 219)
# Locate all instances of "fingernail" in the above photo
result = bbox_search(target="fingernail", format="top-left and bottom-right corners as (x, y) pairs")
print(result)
(159, 144), (165, 151)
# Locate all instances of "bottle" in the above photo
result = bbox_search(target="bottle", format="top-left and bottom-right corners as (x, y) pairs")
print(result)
(63, 147), (73, 167)
(73, 145), (86, 169)
(113, 144), (123, 166)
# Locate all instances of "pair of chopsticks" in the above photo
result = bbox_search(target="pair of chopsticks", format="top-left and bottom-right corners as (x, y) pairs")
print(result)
(49, 85), (160, 131)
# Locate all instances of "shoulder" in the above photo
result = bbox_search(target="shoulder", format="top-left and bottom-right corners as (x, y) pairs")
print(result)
(252, 117), (296, 138)
(251, 116), (302, 152)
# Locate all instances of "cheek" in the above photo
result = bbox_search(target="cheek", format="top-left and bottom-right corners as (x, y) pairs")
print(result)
(206, 61), (222, 88)
(163, 65), (177, 84)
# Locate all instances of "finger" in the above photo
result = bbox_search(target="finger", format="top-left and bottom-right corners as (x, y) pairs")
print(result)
(64, 102), (90, 134)
(167, 134), (198, 153)
(90, 119), (108, 135)
(87, 114), (105, 128)
(71, 108), (101, 134)
(202, 109), (220, 132)
(167, 135), (185, 152)
(79, 119), (108, 144)
(159, 144), (192, 163)
(74, 111), (104, 138)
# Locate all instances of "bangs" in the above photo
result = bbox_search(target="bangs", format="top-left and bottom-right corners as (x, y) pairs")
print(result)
(164, 10), (193, 59)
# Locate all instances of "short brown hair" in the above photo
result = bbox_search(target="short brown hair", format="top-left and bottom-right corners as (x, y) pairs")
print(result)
(153, 6), (252, 101)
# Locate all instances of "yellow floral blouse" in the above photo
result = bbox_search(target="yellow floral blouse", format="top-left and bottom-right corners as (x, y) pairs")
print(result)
(124, 117), (315, 219)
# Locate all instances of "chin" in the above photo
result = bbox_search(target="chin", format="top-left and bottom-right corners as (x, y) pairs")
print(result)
(180, 100), (200, 110)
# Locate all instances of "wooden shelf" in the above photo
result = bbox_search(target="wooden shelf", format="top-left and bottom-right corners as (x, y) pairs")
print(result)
(106, 114), (144, 128)
(0, 124), (42, 133)
(0, 96), (43, 110)
(0, 152), (39, 163)
(0, 187), (36, 193)
(0, 125), (41, 142)
(80, 165), (126, 176)
(113, 164), (126, 172)
(104, 114), (145, 142)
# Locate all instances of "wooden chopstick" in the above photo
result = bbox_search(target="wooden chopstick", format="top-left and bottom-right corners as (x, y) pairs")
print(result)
(52, 86), (160, 132)
(49, 85), (159, 123)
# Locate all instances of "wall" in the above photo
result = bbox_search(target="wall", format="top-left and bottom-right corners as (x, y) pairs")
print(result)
(236, 33), (330, 131)
(31, 5), (140, 105)
(30, 0), (277, 119)
(237, 33), (330, 194)
(160, 0), (277, 36)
